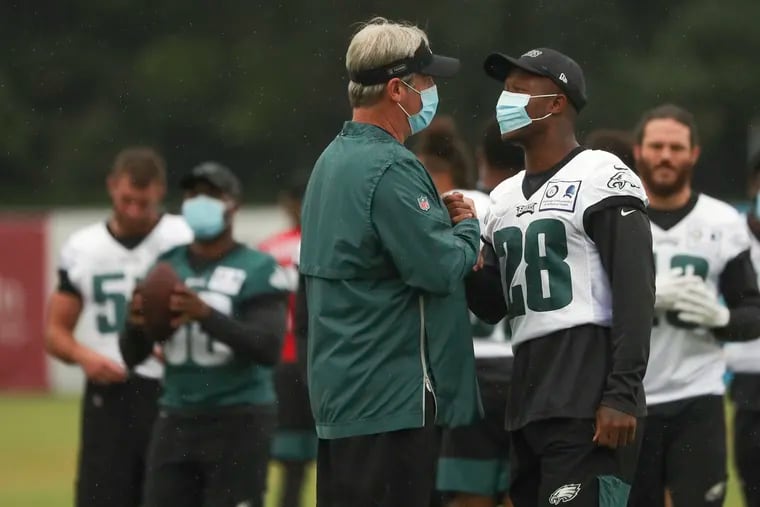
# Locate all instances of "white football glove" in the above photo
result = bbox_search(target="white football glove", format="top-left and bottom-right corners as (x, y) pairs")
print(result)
(654, 267), (704, 311)
(672, 281), (730, 328)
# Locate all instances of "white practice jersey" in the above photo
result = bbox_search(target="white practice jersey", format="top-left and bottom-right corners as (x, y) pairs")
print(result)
(59, 214), (193, 378)
(723, 222), (760, 374)
(482, 150), (647, 348)
(644, 195), (751, 405)
(456, 189), (513, 359)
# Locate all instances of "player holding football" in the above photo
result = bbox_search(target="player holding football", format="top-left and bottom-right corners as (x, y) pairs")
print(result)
(414, 116), (522, 507)
(467, 48), (655, 507)
(627, 105), (760, 507)
(120, 162), (290, 507)
(45, 147), (192, 507)
(258, 177), (317, 507)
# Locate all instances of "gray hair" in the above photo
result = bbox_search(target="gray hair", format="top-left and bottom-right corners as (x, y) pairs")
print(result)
(346, 17), (429, 108)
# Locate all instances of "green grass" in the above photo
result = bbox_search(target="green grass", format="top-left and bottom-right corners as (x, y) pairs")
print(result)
(0, 395), (316, 507)
(0, 395), (746, 506)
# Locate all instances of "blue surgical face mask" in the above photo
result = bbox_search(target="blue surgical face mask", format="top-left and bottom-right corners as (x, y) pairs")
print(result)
(182, 195), (227, 240)
(398, 82), (439, 135)
(495, 90), (557, 135)
(755, 192), (760, 218)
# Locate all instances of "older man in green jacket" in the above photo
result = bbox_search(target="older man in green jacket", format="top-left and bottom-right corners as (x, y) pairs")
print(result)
(299, 16), (483, 507)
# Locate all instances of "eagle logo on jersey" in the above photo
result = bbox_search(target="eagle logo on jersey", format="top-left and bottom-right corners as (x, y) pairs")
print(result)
(516, 202), (537, 216)
(549, 483), (581, 504)
(417, 195), (431, 211)
(607, 172), (640, 191)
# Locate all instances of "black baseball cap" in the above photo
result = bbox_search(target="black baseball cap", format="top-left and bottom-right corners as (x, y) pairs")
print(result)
(180, 161), (242, 199)
(484, 48), (587, 111)
(350, 40), (460, 85)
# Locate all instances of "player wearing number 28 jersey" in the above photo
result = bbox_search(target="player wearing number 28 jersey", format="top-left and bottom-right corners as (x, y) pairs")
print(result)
(468, 48), (655, 507)
(45, 148), (192, 507)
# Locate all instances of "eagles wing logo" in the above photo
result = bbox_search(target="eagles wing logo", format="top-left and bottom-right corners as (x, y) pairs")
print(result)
(516, 202), (537, 216)
(549, 484), (581, 504)
(607, 172), (640, 190)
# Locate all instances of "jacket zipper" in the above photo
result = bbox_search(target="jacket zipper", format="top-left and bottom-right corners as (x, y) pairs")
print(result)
(419, 295), (437, 423)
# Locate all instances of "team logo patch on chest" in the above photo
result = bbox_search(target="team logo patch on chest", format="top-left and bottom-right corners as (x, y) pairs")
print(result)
(207, 266), (247, 295)
(539, 180), (581, 213)
(516, 202), (537, 216)
(417, 195), (431, 211)
(549, 483), (582, 504)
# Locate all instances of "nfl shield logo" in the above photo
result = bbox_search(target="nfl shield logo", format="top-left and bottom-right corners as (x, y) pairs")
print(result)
(417, 195), (430, 211)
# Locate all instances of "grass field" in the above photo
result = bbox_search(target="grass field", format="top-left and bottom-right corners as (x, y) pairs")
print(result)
(0, 395), (316, 507)
(0, 395), (746, 506)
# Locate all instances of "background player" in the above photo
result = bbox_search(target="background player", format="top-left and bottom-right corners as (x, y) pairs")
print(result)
(724, 152), (760, 507)
(585, 129), (636, 171)
(629, 105), (760, 507)
(120, 162), (290, 507)
(468, 47), (655, 507)
(414, 116), (522, 507)
(45, 147), (192, 507)
(259, 176), (317, 507)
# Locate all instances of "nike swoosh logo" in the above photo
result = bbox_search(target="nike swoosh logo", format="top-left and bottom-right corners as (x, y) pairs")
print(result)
(621, 209), (635, 216)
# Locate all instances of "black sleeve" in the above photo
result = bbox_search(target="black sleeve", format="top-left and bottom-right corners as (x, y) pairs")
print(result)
(714, 249), (760, 341)
(465, 241), (507, 324)
(587, 202), (655, 416)
(57, 269), (81, 298)
(199, 293), (288, 366)
(294, 274), (309, 376)
(119, 323), (154, 370)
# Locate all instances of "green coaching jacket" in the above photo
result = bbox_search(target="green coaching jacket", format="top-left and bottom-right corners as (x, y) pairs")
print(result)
(300, 121), (483, 439)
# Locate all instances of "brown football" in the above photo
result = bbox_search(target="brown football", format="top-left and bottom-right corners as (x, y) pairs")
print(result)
(141, 262), (181, 343)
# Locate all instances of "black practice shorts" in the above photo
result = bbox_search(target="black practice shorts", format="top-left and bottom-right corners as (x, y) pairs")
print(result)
(271, 362), (317, 462)
(437, 379), (510, 496)
(76, 375), (161, 507)
(143, 405), (276, 507)
(510, 418), (641, 507)
(316, 391), (439, 507)
(628, 395), (727, 507)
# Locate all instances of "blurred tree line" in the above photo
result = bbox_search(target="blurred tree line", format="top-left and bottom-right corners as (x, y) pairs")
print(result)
(1, 0), (759, 207)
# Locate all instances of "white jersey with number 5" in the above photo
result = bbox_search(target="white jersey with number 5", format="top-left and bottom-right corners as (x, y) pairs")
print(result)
(645, 195), (750, 405)
(482, 149), (647, 348)
(58, 214), (193, 378)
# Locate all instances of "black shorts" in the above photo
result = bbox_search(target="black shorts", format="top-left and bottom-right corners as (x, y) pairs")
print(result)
(316, 391), (439, 507)
(510, 418), (641, 507)
(76, 375), (161, 507)
(628, 395), (727, 507)
(437, 379), (510, 496)
(734, 407), (760, 507)
(272, 362), (317, 462)
(143, 405), (276, 507)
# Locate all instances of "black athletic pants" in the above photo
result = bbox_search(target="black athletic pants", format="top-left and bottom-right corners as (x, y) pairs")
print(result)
(76, 375), (161, 507)
(316, 391), (439, 507)
(628, 395), (727, 507)
(143, 405), (275, 507)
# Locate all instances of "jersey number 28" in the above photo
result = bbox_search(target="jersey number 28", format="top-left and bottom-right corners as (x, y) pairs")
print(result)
(494, 218), (573, 319)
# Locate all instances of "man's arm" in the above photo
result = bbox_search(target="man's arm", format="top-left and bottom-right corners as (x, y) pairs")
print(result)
(46, 290), (127, 383)
(372, 161), (480, 296)
(198, 293), (288, 366)
(294, 274), (308, 377)
(714, 250), (760, 341)
(588, 204), (655, 417)
(465, 242), (507, 324)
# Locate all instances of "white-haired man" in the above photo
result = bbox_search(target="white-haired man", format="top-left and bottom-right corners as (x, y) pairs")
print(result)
(299, 17), (482, 507)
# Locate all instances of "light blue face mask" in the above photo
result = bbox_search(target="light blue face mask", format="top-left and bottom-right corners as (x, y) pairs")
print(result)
(398, 82), (439, 135)
(495, 90), (557, 135)
(182, 195), (227, 240)
(755, 192), (760, 218)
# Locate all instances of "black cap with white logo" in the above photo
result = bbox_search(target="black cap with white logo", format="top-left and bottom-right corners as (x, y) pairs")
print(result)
(484, 48), (587, 111)
(180, 161), (242, 199)
(350, 40), (460, 86)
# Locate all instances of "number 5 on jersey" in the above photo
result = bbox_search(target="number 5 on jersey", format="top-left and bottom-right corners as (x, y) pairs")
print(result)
(493, 218), (573, 319)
